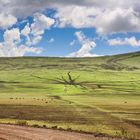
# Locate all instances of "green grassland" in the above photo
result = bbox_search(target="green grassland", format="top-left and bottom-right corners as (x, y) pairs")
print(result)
(0, 51), (140, 139)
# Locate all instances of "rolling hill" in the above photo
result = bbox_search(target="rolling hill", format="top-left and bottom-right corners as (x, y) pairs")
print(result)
(0, 51), (139, 139)
(0, 51), (139, 71)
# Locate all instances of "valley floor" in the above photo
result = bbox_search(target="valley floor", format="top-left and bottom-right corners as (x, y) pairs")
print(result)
(0, 53), (140, 139)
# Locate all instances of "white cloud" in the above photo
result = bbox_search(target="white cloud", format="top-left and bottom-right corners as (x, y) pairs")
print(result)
(21, 23), (30, 37)
(0, 27), (42, 57)
(94, 8), (140, 35)
(0, 43), (41, 57)
(108, 36), (140, 47)
(21, 23), (31, 46)
(4, 28), (20, 44)
(31, 13), (55, 36)
(0, 0), (140, 57)
(54, 1), (140, 35)
(0, 13), (17, 29)
(4, 12), (55, 47)
(1, 0), (139, 17)
(55, 6), (100, 28)
(70, 40), (76, 46)
(32, 35), (42, 45)
(0, 0), (101, 17)
(55, 6), (140, 35)
(48, 38), (55, 43)
(68, 31), (97, 57)
(30, 13), (55, 45)
(17, 45), (42, 56)
(0, 12), (55, 57)
(1, 0), (140, 35)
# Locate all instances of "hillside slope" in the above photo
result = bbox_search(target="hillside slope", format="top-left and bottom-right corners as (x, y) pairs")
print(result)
(0, 51), (139, 139)
(0, 51), (139, 71)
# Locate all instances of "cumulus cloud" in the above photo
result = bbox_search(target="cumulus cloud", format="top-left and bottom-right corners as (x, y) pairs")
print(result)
(108, 37), (140, 47)
(21, 23), (30, 37)
(0, 0), (140, 56)
(68, 31), (98, 57)
(55, 6), (140, 35)
(0, 28), (41, 57)
(52, 0), (140, 35)
(0, 43), (41, 57)
(30, 13), (55, 45)
(0, 0), (100, 17)
(31, 13), (55, 36)
(1, 0), (140, 35)
(0, 13), (17, 29)
(21, 23), (31, 46)
(4, 28), (20, 43)
(94, 8), (140, 35)
(55, 6), (100, 28)
(1, 0), (139, 16)
(0, 12), (55, 57)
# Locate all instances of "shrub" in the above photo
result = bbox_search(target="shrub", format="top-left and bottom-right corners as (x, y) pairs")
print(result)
(52, 125), (57, 129)
(16, 120), (28, 126)
(43, 125), (46, 128)
(67, 128), (72, 131)
(32, 124), (40, 128)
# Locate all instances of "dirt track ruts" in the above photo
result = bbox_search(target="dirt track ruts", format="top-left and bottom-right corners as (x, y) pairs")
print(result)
(0, 124), (124, 140)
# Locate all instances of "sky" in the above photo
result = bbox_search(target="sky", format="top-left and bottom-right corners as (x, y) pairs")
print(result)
(0, 0), (140, 57)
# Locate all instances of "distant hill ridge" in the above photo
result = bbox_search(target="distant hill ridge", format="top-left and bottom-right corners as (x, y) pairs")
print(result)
(0, 51), (139, 71)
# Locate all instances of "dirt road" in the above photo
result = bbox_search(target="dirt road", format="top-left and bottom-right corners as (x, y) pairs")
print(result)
(0, 124), (123, 140)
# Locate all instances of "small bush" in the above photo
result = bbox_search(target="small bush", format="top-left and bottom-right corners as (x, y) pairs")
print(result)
(52, 125), (57, 129)
(120, 128), (128, 138)
(32, 124), (40, 128)
(43, 125), (46, 128)
(116, 128), (138, 140)
(16, 120), (28, 126)
(58, 127), (63, 130)
(67, 128), (72, 131)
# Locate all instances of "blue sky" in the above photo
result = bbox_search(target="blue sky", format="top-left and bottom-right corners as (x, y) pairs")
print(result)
(0, 0), (140, 57)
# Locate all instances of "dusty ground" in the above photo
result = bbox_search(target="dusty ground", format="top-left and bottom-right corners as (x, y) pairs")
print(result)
(0, 124), (124, 140)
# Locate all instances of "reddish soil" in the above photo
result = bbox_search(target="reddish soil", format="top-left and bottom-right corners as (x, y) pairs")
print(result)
(0, 124), (124, 140)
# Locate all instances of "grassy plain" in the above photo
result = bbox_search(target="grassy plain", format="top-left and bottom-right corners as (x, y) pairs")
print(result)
(0, 51), (140, 139)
